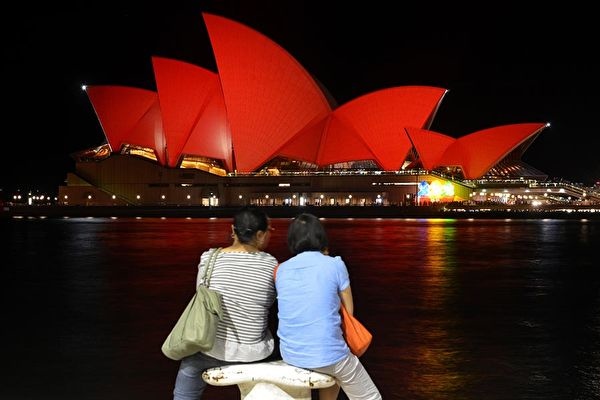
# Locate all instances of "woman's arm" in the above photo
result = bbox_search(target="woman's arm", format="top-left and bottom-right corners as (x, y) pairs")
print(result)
(339, 285), (354, 315)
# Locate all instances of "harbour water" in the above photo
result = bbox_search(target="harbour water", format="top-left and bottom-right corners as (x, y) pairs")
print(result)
(1, 216), (599, 399)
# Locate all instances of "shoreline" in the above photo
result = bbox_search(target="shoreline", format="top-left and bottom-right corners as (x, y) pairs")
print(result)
(2, 204), (599, 220)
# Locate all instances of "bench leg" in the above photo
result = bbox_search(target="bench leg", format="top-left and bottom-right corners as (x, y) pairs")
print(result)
(238, 382), (312, 400)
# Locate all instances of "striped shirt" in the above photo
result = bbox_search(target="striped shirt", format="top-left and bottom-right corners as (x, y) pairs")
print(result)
(196, 247), (278, 362)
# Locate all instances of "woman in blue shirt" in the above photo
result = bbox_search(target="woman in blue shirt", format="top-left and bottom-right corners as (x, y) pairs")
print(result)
(275, 213), (382, 400)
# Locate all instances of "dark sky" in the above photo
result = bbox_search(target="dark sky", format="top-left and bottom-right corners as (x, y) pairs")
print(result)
(3, 1), (599, 195)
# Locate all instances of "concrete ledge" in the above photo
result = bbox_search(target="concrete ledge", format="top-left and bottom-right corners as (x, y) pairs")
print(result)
(3, 204), (599, 219)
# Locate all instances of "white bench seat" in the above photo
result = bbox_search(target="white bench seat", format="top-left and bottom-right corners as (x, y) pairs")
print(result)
(202, 359), (335, 400)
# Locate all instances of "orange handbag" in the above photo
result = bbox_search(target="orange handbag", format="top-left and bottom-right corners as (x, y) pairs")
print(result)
(340, 303), (372, 357)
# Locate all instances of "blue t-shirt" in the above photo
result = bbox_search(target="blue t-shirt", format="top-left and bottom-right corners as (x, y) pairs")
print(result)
(276, 251), (351, 368)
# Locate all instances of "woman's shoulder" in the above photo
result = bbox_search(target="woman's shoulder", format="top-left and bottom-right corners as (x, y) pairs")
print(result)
(256, 251), (278, 265)
(330, 254), (345, 264)
(200, 247), (220, 257)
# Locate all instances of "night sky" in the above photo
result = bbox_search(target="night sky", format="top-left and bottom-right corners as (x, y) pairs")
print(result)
(3, 1), (599, 195)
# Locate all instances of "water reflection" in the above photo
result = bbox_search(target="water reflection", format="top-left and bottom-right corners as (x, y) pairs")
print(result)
(2, 217), (599, 399)
(405, 221), (466, 398)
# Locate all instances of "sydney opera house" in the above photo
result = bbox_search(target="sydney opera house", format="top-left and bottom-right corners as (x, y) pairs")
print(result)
(58, 13), (587, 208)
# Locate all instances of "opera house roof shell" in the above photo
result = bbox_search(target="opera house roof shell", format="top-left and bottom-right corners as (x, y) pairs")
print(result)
(83, 13), (549, 180)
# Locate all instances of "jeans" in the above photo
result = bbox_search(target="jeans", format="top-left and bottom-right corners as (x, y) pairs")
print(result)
(173, 352), (240, 400)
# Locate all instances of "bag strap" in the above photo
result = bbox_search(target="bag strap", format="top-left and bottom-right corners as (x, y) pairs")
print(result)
(203, 247), (222, 287)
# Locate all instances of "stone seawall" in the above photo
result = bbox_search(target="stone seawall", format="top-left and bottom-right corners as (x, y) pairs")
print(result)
(2, 205), (599, 219)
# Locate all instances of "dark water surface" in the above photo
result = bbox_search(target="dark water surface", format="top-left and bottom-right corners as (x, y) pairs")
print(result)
(2, 217), (599, 399)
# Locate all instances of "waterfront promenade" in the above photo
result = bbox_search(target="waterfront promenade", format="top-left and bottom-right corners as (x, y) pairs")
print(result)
(2, 204), (599, 219)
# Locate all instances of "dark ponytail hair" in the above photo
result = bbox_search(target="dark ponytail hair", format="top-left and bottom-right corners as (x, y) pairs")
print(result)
(233, 207), (269, 244)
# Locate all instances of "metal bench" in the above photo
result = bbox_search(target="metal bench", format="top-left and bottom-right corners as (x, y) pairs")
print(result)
(202, 359), (336, 400)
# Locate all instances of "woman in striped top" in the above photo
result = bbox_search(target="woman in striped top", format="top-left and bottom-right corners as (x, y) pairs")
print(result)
(172, 207), (279, 400)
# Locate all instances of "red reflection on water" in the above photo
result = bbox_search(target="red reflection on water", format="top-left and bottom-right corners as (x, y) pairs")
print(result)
(10, 216), (594, 399)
